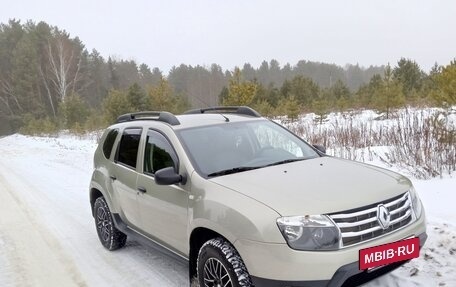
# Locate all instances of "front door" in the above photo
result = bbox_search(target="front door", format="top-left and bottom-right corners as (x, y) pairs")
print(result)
(136, 129), (188, 255)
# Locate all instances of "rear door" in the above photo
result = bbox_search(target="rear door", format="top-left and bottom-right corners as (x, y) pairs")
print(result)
(136, 129), (188, 255)
(111, 128), (142, 227)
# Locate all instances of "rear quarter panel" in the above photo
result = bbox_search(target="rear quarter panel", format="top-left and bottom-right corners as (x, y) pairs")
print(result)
(90, 129), (122, 213)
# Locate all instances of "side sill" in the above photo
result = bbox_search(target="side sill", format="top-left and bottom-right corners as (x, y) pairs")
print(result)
(111, 213), (189, 265)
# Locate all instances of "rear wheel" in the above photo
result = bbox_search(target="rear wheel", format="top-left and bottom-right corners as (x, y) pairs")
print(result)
(94, 197), (127, 250)
(197, 238), (253, 287)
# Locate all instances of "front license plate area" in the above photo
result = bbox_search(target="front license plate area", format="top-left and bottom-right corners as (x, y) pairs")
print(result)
(359, 237), (420, 270)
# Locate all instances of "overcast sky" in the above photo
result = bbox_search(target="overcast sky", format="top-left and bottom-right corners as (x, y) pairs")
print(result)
(1, 0), (455, 73)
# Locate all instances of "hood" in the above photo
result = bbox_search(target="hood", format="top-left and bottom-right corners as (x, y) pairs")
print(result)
(209, 157), (411, 216)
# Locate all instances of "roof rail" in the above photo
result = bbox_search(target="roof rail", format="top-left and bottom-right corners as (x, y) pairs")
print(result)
(184, 106), (261, 117)
(116, 111), (180, 125)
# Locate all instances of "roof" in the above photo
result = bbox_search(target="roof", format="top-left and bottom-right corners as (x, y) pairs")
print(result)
(112, 106), (263, 130)
(174, 113), (263, 129)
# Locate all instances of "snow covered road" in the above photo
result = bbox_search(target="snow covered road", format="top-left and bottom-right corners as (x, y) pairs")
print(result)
(0, 135), (188, 287)
(0, 134), (454, 287)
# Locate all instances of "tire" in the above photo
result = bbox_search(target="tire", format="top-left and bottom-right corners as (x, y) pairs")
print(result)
(197, 237), (253, 287)
(94, 197), (127, 250)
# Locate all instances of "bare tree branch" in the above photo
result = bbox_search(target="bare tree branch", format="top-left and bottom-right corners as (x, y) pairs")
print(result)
(0, 78), (23, 112)
(47, 37), (83, 102)
(0, 95), (14, 116)
(38, 65), (56, 118)
(71, 53), (83, 96)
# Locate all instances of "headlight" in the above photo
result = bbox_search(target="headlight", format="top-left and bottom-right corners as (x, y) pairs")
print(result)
(409, 187), (422, 219)
(277, 215), (340, 251)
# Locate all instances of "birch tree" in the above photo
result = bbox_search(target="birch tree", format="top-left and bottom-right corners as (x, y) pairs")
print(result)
(46, 32), (83, 103)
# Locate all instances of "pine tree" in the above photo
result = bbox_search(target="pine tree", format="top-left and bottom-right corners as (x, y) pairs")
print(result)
(373, 65), (405, 118)
(283, 75), (319, 109)
(148, 77), (173, 111)
(328, 80), (351, 111)
(59, 93), (89, 129)
(107, 57), (119, 90)
(127, 83), (147, 111)
(11, 32), (41, 116)
(103, 89), (132, 123)
(284, 95), (300, 122)
(435, 61), (456, 106)
(312, 96), (329, 125)
(86, 49), (108, 108)
(253, 100), (274, 118)
(223, 68), (257, 106)
(393, 58), (424, 97)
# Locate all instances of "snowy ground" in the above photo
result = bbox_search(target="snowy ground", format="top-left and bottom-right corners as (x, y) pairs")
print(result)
(0, 133), (455, 287)
(0, 134), (187, 287)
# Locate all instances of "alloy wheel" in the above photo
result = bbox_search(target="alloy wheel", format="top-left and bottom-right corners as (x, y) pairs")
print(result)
(203, 258), (232, 287)
(96, 206), (110, 242)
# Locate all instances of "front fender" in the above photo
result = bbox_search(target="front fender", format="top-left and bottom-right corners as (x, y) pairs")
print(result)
(189, 172), (285, 244)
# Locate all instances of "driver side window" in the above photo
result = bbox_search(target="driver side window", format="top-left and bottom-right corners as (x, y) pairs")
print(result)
(144, 130), (178, 175)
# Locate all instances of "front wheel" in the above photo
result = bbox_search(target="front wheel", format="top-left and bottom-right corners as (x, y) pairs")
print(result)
(94, 196), (127, 250)
(197, 238), (253, 287)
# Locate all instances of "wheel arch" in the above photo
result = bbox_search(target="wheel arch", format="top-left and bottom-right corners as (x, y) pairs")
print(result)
(90, 187), (104, 217)
(189, 227), (232, 281)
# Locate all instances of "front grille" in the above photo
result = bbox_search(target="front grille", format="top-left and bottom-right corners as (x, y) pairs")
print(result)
(329, 192), (414, 247)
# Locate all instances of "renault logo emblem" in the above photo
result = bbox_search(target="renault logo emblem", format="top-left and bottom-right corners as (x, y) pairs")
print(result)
(377, 204), (391, 229)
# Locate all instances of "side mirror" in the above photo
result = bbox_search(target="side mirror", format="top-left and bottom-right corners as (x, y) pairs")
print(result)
(313, 144), (326, 154)
(154, 167), (186, 185)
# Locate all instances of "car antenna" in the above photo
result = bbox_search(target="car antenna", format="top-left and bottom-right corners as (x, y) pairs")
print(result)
(191, 94), (229, 122)
(219, 113), (229, 122)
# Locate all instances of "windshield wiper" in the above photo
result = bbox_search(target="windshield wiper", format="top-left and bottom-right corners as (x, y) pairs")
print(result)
(207, 166), (259, 177)
(265, 158), (305, 167)
(207, 159), (306, 177)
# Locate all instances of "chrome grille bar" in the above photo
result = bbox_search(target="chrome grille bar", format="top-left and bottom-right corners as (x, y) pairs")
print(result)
(328, 191), (414, 248)
(336, 216), (378, 228)
(330, 192), (409, 220)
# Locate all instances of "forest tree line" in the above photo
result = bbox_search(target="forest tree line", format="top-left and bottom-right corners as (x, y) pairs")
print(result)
(0, 19), (455, 135)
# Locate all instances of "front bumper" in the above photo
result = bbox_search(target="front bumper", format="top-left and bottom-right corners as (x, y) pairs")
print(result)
(233, 212), (426, 287)
(250, 232), (427, 287)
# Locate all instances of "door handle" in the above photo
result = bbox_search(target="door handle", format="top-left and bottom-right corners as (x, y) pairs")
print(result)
(109, 175), (117, 181)
(137, 187), (147, 193)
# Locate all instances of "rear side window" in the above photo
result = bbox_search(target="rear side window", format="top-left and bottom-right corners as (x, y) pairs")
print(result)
(116, 128), (142, 168)
(144, 130), (178, 175)
(102, 129), (119, 159)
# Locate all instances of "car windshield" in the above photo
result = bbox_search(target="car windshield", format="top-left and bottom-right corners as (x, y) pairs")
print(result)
(177, 120), (319, 177)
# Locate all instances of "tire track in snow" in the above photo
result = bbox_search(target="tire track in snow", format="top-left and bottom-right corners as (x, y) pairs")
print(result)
(0, 170), (86, 287)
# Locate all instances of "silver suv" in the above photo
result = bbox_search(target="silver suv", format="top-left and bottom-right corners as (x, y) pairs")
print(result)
(90, 106), (426, 287)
